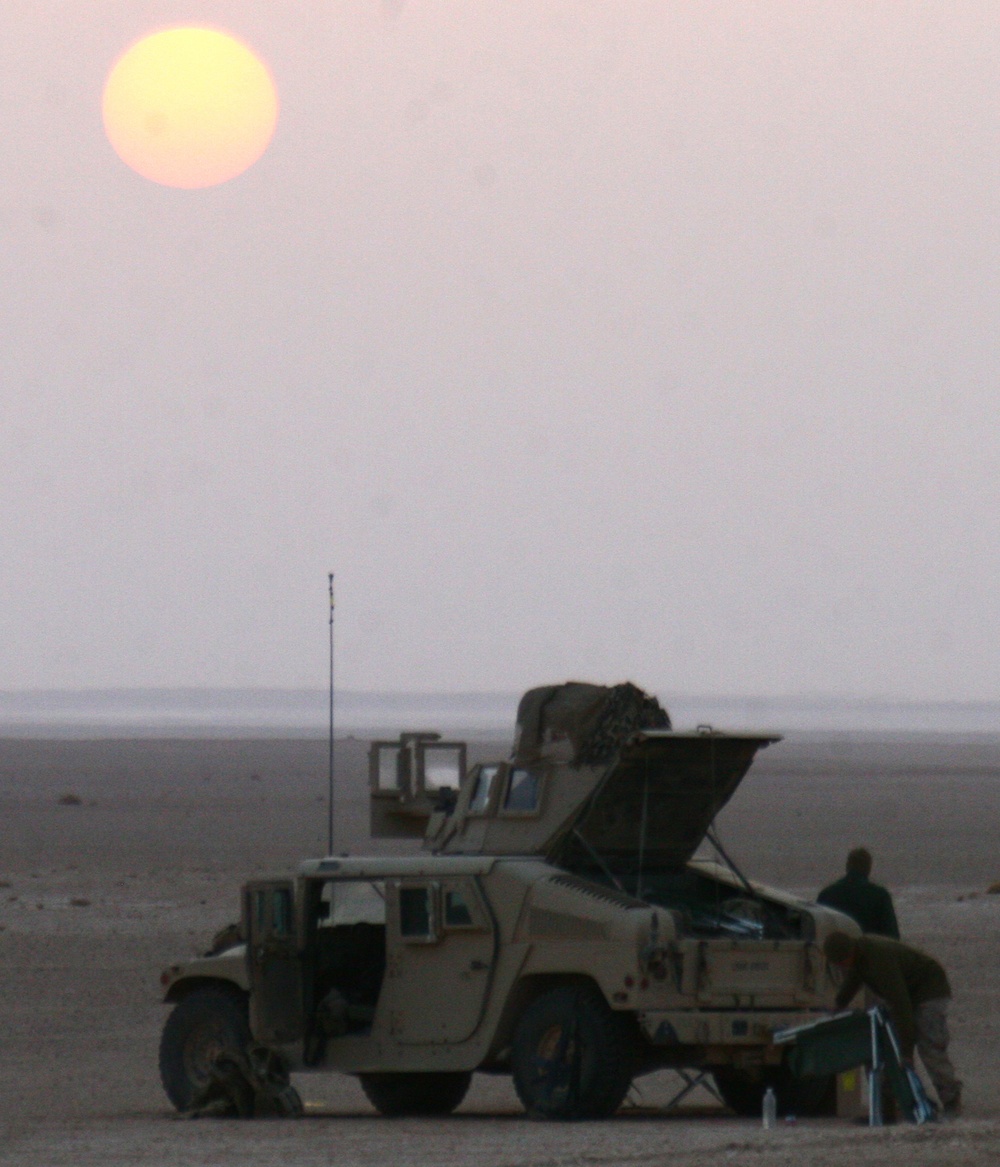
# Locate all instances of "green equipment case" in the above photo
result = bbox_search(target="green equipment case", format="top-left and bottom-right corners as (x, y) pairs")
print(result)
(774, 1007), (935, 1125)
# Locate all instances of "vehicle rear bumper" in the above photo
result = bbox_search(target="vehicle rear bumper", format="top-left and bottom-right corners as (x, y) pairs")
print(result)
(639, 1009), (826, 1047)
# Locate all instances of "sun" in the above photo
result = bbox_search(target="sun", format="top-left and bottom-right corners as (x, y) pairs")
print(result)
(102, 27), (279, 189)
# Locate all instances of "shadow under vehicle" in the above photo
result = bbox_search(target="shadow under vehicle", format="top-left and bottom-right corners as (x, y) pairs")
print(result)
(158, 682), (858, 1120)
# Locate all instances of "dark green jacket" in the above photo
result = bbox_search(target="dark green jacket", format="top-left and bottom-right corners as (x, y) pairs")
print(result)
(818, 872), (899, 938)
(834, 935), (951, 1059)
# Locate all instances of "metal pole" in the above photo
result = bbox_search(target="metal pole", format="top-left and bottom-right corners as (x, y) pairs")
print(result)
(636, 755), (650, 901)
(327, 572), (335, 856)
(869, 1007), (883, 1127)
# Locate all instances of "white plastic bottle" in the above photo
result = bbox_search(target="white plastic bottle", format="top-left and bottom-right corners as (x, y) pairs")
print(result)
(762, 1086), (777, 1129)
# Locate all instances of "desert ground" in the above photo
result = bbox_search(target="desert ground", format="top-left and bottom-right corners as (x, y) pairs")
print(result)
(2, 730), (1000, 1165)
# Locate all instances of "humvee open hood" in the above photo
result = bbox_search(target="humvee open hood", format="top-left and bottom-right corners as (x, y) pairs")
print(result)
(548, 730), (779, 871)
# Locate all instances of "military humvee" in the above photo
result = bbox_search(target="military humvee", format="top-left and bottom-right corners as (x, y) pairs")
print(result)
(158, 683), (858, 1120)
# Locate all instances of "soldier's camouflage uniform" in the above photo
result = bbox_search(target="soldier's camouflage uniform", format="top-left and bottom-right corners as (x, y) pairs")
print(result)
(835, 935), (961, 1110)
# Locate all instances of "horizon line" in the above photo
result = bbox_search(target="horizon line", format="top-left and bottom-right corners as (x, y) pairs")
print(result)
(0, 685), (999, 708)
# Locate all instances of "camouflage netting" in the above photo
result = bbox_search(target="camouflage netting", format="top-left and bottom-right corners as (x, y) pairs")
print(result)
(185, 1044), (303, 1119)
(513, 682), (671, 768)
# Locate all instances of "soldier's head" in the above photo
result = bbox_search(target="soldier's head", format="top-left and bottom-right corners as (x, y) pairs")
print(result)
(846, 847), (873, 877)
(824, 931), (858, 969)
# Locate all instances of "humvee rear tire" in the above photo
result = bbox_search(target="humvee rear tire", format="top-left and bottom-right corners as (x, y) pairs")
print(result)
(359, 1071), (472, 1116)
(159, 986), (251, 1112)
(712, 1064), (836, 1118)
(511, 986), (634, 1120)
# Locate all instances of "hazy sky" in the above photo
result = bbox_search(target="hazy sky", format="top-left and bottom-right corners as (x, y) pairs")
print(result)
(3, 2), (1000, 700)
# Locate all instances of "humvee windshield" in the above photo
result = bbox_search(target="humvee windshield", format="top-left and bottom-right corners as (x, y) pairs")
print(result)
(503, 768), (541, 813)
(469, 765), (499, 813)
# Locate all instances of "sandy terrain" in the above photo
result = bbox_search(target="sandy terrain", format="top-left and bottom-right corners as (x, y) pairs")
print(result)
(2, 731), (1000, 1165)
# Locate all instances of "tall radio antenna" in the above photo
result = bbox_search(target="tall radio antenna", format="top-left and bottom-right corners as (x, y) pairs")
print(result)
(327, 572), (335, 856)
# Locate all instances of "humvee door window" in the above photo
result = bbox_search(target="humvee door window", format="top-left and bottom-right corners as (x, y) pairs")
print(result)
(444, 889), (474, 928)
(399, 886), (434, 940)
(469, 765), (499, 814)
(503, 768), (540, 813)
(253, 890), (267, 934)
(376, 746), (403, 790)
(272, 888), (293, 936)
(422, 745), (463, 790)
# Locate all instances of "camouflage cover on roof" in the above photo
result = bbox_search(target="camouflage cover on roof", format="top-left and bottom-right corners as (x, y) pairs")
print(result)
(512, 681), (671, 768)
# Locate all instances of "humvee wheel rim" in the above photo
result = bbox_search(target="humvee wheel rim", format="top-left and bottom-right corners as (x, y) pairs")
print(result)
(531, 1020), (581, 1107)
(183, 1016), (228, 1085)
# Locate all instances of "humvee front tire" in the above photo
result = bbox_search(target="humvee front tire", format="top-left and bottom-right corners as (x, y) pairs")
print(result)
(159, 986), (251, 1111)
(359, 1071), (472, 1116)
(511, 986), (634, 1120)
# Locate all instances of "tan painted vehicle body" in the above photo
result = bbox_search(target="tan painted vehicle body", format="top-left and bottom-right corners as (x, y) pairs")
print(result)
(159, 684), (857, 1119)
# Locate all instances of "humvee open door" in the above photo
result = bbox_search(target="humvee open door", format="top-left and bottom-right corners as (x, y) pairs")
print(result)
(244, 880), (304, 1044)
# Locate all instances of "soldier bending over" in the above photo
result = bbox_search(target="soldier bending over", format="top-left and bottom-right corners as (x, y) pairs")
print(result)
(824, 931), (961, 1117)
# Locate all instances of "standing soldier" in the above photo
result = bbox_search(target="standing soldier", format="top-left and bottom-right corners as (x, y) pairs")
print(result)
(818, 847), (900, 938)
